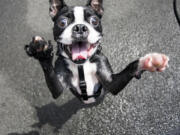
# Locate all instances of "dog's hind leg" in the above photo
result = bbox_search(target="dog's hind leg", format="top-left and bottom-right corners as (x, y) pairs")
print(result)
(94, 52), (169, 95)
(25, 36), (64, 99)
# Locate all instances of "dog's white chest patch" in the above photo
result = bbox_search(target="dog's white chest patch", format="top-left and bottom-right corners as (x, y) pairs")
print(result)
(83, 61), (98, 95)
(67, 60), (99, 103)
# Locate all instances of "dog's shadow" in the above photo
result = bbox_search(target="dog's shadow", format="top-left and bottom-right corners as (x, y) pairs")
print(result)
(8, 96), (104, 134)
(8, 131), (39, 135)
(32, 97), (102, 132)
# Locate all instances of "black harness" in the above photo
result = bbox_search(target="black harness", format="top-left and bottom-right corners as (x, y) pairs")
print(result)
(57, 43), (102, 101)
(77, 65), (103, 100)
(78, 65), (88, 100)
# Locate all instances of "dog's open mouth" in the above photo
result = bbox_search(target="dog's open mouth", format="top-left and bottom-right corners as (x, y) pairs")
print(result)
(64, 41), (99, 63)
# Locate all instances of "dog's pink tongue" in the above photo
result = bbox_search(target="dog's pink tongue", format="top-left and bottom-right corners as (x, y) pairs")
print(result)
(72, 43), (88, 61)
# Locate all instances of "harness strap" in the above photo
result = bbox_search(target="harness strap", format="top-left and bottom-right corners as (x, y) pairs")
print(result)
(78, 65), (88, 100)
(70, 86), (102, 101)
(57, 43), (103, 100)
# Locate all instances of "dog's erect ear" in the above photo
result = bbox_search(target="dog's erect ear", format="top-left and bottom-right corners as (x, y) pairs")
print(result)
(86, 0), (104, 15)
(49, 0), (67, 20)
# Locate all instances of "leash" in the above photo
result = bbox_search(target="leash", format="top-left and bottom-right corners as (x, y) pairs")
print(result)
(173, 0), (180, 27)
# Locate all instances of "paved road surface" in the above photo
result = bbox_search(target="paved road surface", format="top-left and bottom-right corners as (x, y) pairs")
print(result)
(0, 0), (179, 135)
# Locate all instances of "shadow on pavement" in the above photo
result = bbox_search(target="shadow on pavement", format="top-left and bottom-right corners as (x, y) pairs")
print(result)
(8, 131), (39, 135)
(8, 97), (103, 134)
(165, 127), (180, 135)
(31, 97), (103, 132)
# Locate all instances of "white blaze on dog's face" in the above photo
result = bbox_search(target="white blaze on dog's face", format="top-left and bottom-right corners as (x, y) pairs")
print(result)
(49, 0), (104, 63)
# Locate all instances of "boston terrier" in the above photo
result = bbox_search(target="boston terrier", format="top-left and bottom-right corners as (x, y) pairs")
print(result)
(25, 0), (169, 104)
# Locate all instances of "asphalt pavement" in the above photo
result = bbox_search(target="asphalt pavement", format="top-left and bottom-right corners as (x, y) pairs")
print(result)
(0, 0), (180, 135)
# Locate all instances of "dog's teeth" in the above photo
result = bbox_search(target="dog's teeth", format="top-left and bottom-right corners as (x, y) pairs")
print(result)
(67, 46), (71, 53)
(88, 43), (91, 49)
(67, 46), (70, 52)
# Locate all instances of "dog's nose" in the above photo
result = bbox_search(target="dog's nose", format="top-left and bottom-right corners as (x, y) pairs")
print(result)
(72, 24), (89, 40)
(73, 24), (88, 34)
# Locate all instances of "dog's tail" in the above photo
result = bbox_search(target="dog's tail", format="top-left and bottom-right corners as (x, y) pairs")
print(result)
(173, 0), (180, 27)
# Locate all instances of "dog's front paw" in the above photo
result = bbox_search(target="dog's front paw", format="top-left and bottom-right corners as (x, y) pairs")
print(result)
(139, 53), (169, 72)
(25, 36), (53, 60)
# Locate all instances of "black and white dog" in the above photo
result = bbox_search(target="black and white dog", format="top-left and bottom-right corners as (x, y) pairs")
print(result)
(25, 0), (169, 104)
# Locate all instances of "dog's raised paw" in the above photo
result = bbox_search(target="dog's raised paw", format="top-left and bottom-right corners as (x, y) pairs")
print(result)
(32, 36), (49, 52)
(34, 36), (43, 41)
(25, 36), (53, 60)
(139, 53), (169, 72)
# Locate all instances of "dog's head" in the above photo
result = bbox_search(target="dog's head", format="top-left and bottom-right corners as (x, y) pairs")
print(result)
(49, 0), (104, 64)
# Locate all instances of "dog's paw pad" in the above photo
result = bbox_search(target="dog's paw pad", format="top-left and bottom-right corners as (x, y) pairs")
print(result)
(32, 36), (49, 52)
(34, 36), (43, 42)
(139, 53), (169, 72)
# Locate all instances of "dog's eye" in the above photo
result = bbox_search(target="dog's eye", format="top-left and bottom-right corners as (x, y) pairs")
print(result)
(58, 17), (68, 28)
(89, 16), (99, 27)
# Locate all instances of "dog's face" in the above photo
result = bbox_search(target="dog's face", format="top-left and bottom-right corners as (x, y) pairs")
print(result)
(49, 0), (104, 63)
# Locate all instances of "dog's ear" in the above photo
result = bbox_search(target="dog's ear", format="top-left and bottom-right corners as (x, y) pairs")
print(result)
(86, 0), (104, 15)
(49, 0), (67, 20)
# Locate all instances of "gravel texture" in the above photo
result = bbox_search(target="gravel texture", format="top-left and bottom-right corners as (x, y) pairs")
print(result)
(0, 0), (179, 135)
